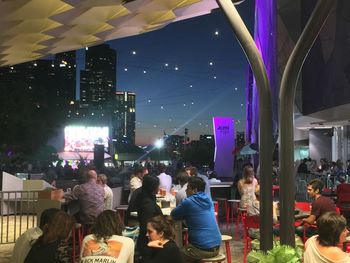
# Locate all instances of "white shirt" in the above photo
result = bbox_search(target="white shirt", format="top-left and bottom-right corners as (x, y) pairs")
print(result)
(80, 234), (134, 263)
(11, 227), (42, 263)
(176, 183), (187, 205)
(158, 172), (172, 193)
(104, 185), (114, 210)
(128, 176), (142, 202)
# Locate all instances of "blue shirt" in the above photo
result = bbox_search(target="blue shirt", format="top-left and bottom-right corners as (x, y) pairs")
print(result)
(171, 192), (221, 249)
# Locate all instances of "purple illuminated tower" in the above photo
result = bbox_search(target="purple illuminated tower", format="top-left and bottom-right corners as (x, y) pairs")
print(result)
(213, 117), (235, 178)
(246, 0), (278, 146)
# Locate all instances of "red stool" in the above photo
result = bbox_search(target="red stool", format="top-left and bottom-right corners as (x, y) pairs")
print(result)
(72, 223), (83, 262)
(213, 201), (219, 223)
(228, 199), (240, 239)
(221, 235), (232, 263)
(236, 208), (247, 240)
(215, 198), (229, 226)
(116, 205), (128, 223)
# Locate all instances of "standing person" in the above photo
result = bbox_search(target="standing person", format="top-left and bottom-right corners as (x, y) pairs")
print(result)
(136, 176), (163, 261)
(65, 169), (105, 226)
(304, 212), (350, 263)
(80, 210), (134, 263)
(237, 166), (259, 208)
(11, 208), (59, 263)
(24, 211), (75, 263)
(143, 215), (183, 263)
(157, 164), (172, 193)
(171, 177), (221, 263)
(297, 179), (336, 238)
(129, 167), (148, 202)
(97, 174), (114, 210)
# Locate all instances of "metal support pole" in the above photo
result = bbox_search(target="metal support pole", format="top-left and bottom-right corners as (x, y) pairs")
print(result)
(279, 0), (334, 246)
(217, 0), (273, 251)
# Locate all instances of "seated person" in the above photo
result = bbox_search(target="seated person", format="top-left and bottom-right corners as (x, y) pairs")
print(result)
(143, 215), (183, 263)
(24, 211), (75, 263)
(175, 172), (189, 205)
(304, 212), (350, 263)
(136, 175), (163, 261)
(238, 165), (259, 209)
(65, 169), (105, 226)
(97, 174), (114, 210)
(80, 210), (134, 263)
(297, 179), (336, 238)
(246, 189), (278, 239)
(129, 167), (148, 202)
(11, 208), (59, 263)
(171, 177), (221, 263)
(158, 164), (172, 194)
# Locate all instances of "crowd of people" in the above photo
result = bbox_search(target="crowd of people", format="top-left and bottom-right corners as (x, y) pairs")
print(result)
(10, 159), (350, 263)
(11, 163), (221, 263)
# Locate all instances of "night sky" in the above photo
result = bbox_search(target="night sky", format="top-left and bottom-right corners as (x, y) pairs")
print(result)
(77, 2), (255, 145)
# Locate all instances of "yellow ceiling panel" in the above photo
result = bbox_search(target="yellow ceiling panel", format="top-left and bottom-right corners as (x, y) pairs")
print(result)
(2, 19), (62, 36)
(145, 11), (177, 25)
(5, 0), (72, 20)
(2, 34), (53, 46)
(0, 0), (217, 66)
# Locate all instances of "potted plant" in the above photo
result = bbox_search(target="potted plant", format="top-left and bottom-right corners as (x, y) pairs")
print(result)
(247, 241), (303, 263)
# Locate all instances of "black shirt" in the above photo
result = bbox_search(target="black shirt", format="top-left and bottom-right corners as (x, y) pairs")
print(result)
(144, 240), (184, 263)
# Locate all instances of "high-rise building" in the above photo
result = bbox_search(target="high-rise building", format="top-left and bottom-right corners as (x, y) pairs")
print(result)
(80, 44), (116, 104)
(54, 51), (76, 103)
(113, 91), (136, 145)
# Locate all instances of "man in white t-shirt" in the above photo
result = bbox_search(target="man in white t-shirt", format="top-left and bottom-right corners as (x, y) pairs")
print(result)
(97, 174), (114, 210)
(157, 164), (172, 193)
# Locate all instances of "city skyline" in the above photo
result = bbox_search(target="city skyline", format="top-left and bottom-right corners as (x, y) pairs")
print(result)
(75, 2), (255, 145)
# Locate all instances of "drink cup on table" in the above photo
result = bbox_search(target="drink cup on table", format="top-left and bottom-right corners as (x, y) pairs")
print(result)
(160, 187), (166, 197)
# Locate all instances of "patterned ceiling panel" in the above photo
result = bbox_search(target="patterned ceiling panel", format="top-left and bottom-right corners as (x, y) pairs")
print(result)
(0, 0), (218, 66)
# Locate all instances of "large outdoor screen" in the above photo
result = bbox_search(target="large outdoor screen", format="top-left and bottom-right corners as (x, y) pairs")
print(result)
(64, 126), (109, 152)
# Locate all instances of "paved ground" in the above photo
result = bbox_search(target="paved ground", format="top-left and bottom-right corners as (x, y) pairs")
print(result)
(0, 220), (245, 263)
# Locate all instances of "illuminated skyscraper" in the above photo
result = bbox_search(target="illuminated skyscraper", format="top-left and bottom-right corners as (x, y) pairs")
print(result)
(80, 44), (116, 104)
(113, 91), (136, 145)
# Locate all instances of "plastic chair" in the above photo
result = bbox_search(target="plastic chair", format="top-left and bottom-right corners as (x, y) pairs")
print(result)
(227, 199), (241, 239)
(242, 215), (259, 263)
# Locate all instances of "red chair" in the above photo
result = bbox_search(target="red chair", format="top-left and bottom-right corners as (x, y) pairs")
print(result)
(295, 202), (311, 212)
(337, 191), (350, 214)
(213, 201), (219, 223)
(242, 215), (259, 263)
(236, 208), (247, 240)
(72, 223), (83, 262)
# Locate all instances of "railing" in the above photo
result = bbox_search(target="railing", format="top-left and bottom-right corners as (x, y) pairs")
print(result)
(0, 191), (39, 244)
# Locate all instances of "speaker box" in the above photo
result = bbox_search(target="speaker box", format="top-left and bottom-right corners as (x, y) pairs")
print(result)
(94, 144), (104, 169)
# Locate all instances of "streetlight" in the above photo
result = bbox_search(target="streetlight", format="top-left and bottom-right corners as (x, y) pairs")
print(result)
(155, 139), (164, 164)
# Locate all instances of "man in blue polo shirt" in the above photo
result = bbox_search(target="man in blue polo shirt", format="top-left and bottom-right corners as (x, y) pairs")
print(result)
(171, 177), (221, 262)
